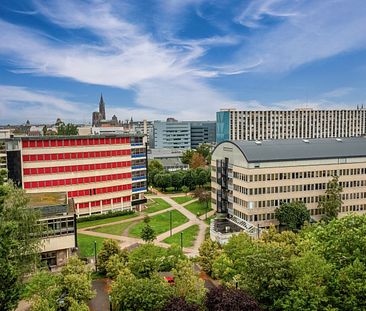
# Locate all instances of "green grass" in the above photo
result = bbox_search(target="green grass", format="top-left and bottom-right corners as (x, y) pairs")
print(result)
(77, 213), (138, 229)
(163, 225), (199, 248)
(184, 200), (212, 217)
(144, 198), (171, 213)
(91, 221), (134, 235)
(128, 210), (189, 238)
(172, 196), (194, 204)
(77, 234), (109, 257)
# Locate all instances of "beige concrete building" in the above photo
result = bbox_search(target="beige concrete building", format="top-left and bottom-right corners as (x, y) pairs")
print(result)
(210, 137), (366, 242)
(216, 107), (366, 142)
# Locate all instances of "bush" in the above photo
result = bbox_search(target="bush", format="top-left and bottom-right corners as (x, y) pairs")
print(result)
(97, 240), (121, 275)
(165, 187), (175, 193)
(77, 210), (134, 223)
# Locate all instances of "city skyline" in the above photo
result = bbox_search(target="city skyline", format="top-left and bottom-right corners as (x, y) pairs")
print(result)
(1, 0), (366, 124)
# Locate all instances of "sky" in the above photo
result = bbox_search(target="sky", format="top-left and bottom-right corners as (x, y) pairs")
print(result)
(1, 0), (366, 124)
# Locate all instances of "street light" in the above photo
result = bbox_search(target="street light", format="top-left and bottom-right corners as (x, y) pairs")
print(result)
(180, 232), (183, 250)
(109, 295), (112, 311)
(94, 241), (97, 272)
(170, 210), (172, 237)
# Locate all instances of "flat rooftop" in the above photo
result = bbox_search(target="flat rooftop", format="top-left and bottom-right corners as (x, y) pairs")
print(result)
(226, 137), (366, 162)
(27, 192), (66, 208)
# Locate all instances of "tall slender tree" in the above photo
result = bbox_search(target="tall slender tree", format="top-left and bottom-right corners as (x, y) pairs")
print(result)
(318, 175), (343, 222)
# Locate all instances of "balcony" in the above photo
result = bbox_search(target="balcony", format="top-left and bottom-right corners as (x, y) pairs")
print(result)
(132, 198), (148, 206)
(132, 165), (146, 170)
(132, 176), (146, 181)
(131, 143), (144, 147)
(132, 187), (147, 193)
(131, 153), (146, 158)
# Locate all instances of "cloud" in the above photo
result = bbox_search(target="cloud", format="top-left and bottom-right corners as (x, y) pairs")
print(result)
(0, 85), (89, 124)
(322, 87), (354, 98)
(233, 0), (366, 72)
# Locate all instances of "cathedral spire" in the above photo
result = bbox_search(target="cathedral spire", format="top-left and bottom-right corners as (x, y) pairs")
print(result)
(99, 93), (106, 120)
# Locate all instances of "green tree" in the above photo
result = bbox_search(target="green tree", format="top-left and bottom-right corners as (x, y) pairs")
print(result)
(198, 239), (221, 276)
(154, 173), (172, 191)
(196, 144), (211, 161)
(171, 171), (183, 190)
(181, 149), (195, 165)
(141, 216), (156, 242)
(318, 175), (343, 221)
(181, 185), (190, 195)
(149, 159), (164, 186)
(172, 260), (207, 306)
(111, 268), (172, 311)
(57, 123), (78, 135)
(275, 201), (310, 231)
(0, 182), (42, 311)
(97, 239), (121, 275)
(106, 252), (128, 280)
(183, 170), (196, 190)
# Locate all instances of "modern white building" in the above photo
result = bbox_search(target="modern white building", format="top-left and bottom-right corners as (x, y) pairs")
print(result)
(216, 107), (366, 142)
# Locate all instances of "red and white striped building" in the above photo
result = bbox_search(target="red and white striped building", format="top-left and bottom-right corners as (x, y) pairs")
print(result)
(6, 134), (147, 216)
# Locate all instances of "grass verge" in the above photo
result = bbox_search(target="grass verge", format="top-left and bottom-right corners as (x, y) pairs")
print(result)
(77, 234), (109, 257)
(128, 210), (189, 238)
(91, 221), (134, 235)
(78, 213), (138, 229)
(163, 225), (199, 248)
(144, 198), (171, 213)
(184, 200), (212, 217)
(172, 196), (194, 205)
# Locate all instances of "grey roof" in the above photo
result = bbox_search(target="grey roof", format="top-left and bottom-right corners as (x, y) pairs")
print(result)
(226, 137), (366, 162)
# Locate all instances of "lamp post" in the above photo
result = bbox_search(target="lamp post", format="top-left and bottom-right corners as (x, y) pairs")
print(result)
(180, 232), (183, 250)
(109, 295), (112, 311)
(94, 241), (97, 272)
(170, 210), (172, 237)
(205, 199), (208, 220)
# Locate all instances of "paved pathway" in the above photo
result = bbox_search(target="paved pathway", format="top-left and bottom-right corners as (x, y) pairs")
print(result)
(79, 191), (210, 257)
(88, 279), (110, 311)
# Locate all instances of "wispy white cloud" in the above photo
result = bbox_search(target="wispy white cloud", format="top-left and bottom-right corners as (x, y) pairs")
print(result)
(233, 0), (366, 72)
(322, 87), (354, 99)
(0, 85), (90, 123)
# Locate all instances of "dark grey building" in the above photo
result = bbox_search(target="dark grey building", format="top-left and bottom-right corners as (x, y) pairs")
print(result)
(190, 121), (216, 149)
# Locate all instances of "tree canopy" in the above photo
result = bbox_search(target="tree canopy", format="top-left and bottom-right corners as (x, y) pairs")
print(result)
(275, 201), (310, 231)
(318, 175), (343, 222)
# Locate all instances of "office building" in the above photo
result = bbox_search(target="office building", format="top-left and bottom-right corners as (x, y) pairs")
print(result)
(216, 108), (366, 143)
(148, 148), (189, 172)
(210, 137), (366, 243)
(5, 134), (147, 216)
(153, 119), (216, 149)
(153, 120), (191, 149)
(190, 121), (216, 149)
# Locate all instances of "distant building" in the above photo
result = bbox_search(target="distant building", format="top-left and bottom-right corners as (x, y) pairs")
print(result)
(216, 107), (366, 143)
(148, 148), (188, 172)
(190, 121), (216, 149)
(152, 119), (216, 149)
(92, 94), (107, 126)
(99, 94), (106, 120)
(5, 134), (147, 216)
(210, 137), (366, 243)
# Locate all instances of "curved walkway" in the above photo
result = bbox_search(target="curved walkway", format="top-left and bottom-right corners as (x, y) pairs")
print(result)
(79, 192), (211, 257)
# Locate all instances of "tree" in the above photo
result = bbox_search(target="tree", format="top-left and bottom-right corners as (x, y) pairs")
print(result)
(106, 253), (128, 280)
(181, 149), (195, 165)
(318, 175), (343, 221)
(162, 297), (200, 311)
(0, 182), (42, 311)
(183, 170), (196, 190)
(205, 286), (261, 311)
(97, 239), (121, 275)
(181, 185), (190, 195)
(275, 201), (310, 231)
(190, 153), (206, 169)
(154, 173), (172, 191)
(148, 160), (164, 187)
(25, 257), (94, 311)
(111, 268), (173, 311)
(172, 260), (207, 306)
(57, 123), (78, 135)
(171, 171), (183, 190)
(141, 216), (157, 242)
(198, 239), (221, 276)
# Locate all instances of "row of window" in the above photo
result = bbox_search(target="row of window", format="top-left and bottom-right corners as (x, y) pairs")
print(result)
(23, 161), (131, 176)
(22, 137), (131, 148)
(233, 168), (366, 182)
(68, 184), (132, 198)
(233, 180), (366, 195)
(77, 196), (131, 209)
(23, 172), (132, 189)
(234, 191), (366, 209)
(23, 149), (131, 162)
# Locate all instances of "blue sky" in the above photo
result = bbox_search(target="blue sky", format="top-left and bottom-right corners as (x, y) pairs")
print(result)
(1, 0), (366, 124)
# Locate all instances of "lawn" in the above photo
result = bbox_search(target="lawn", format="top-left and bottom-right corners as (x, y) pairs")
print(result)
(144, 198), (171, 213)
(91, 221), (134, 235)
(77, 213), (138, 229)
(128, 210), (189, 238)
(172, 196), (194, 205)
(163, 225), (199, 248)
(77, 234), (109, 257)
(184, 200), (212, 217)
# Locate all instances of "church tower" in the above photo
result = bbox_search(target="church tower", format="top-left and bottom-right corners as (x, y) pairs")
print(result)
(99, 94), (106, 120)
